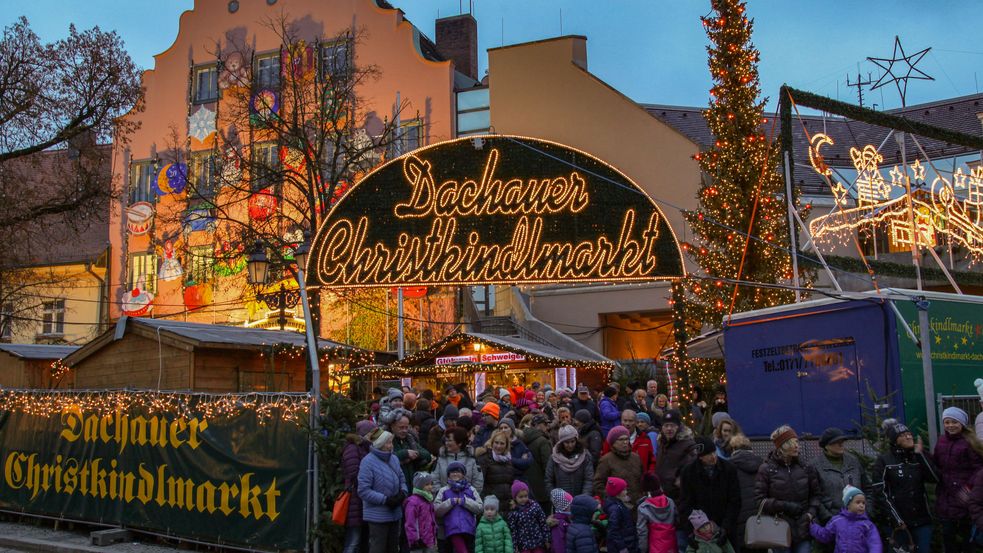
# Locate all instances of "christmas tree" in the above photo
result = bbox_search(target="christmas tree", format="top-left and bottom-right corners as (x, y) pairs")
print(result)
(682, 0), (807, 327)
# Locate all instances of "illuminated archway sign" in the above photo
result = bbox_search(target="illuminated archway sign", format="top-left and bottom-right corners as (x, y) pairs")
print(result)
(307, 135), (684, 288)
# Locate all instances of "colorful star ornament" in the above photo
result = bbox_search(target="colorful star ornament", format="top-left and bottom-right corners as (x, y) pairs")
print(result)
(188, 105), (217, 149)
(153, 163), (188, 196)
(867, 36), (933, 107)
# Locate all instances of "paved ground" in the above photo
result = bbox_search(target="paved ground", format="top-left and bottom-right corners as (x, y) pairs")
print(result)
(0, 520), (181, 553)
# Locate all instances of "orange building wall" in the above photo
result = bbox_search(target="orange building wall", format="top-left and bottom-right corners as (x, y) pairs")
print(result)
(109, 0), (455, 328)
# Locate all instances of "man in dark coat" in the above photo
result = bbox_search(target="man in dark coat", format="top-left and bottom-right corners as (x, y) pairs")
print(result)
(678, 436), (742, 541)
(655, 409), (696, 500)
(570, 385), (599, 421)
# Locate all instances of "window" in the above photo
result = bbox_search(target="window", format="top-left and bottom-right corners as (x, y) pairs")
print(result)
(255, 54), (280, 88)
(129, 253), (157, 293)
(130, 161), (155, 203)
(194, 65), (219, 103)
(191, 152), (218, 198)
(1, 302), (12, 341)
(41, 300), (65, 336)
(252, 142), (280, 190)
(321, 40), (350, 81)
(189, 245), (214, 284)
(396, 120), (422, 155)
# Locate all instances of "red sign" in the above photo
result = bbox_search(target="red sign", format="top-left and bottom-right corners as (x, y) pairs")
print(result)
(480, 352), (526, 364)
(435, 355), (478, 366)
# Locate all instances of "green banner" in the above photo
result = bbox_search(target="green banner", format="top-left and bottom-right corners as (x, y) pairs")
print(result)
(894, 298), (983, 429)
(0, 391), (309, 550)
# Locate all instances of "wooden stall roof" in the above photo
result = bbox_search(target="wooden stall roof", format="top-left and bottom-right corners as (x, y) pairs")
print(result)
(62, 316), (380, 367)
(394, 332), (615, 370)
(0, 344), (79, 360)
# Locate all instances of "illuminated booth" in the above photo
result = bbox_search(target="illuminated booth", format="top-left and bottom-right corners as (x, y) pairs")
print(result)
(344, 331), (615, 399)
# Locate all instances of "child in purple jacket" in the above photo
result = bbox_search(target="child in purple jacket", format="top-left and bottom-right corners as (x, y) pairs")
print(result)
(405, 472), (438, 553)
(548, 489), (573, 553)
(810, 486), (882, 553)
(434, 461), (482, 553)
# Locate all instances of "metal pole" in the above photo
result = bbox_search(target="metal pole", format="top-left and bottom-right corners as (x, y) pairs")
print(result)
(896, 132), (922, 290)
(397, 287), (405, 360)
(783, 151), (801, 302)
(297, 267), (320, 553)
(916, 298), (937, 447)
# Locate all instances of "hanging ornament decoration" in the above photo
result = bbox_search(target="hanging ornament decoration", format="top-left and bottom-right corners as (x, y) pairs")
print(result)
(125, 202), (155, 235)
(188, 104), (217, 150)
(121, 281), (154, 317)
(249, 89), (279, 126)
(158, 240), (184, 282)
(214, 239), (246, 277)
(153, 163), (188, 196)
(219, 52), (249, 90)
(248, 187), (279, 221)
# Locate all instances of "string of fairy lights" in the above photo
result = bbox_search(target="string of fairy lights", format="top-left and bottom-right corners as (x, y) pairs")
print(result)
(0, 389), (311, 424)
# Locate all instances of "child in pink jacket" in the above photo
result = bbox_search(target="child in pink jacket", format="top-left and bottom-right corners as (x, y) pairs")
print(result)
(404, 472), (438, 553)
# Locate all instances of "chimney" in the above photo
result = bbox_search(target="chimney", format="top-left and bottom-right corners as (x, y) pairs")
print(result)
(435, 14), (478, 81)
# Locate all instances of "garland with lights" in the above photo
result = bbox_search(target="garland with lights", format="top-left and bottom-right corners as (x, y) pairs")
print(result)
(683, 0), (809, 328)
(50, 359), (71, 383)
(343, 363), (515, 378)
(0, 389), (310, 424)
(264, 342), (375, 367)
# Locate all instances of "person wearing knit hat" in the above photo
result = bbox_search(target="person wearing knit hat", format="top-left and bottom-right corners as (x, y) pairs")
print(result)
(481, 402), (500, 420)
(475, 495), (511, 553)
(368, 427), (394, 450)
(941, 406), (969, 428)
(547, 489), (574, 553)
(433, 458), (482, 553)
(654, 408), (694, 500)
(557, 423), (579, 444)
(505, 478), (549, 553)
(678, 433), (741, 539)
(405, 471), (438, 553)
(814, 427), (866, 523)
(546, 423), (594, 497)
(870, 419), (934, 553)
(710, 411), (731, 430)
(355, 419), (377, 438)
(842, 485), (864, 508)
(688, 509), (710, 533)
(936, 404), (983, 552)
(571, 408), (603, 465)
(602, 476), (640, 553)
(594, 424), (643, 504)
(472, 403), (501, 451)
(497, 417), (516, 435)
(356, 422), (407, 553)
(606, 425), (630, 446)
(755, 424), (819, 549)
(550, 488), (573, 514)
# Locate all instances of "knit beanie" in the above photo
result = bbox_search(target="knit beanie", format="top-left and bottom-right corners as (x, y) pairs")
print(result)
(447, 461), (467, 477)
(772, 427), (798, 449)
(511, 480), (529, 498)
(483, 495), (499, 512)
(637, 412), (652, 425)
(885, 421), (911, 445)
(499, 388), (510, 399)
(606, 425), (630, 446)
(942, 406), (969, 427)
(662, 409), (683, 426)
(642, 473), (663, 496)
(843, 485), (864, 507)
(443, 404), (460, 420)
(711, 412), (731, 429)
(369, 428), (393, 450)
(480, 402), (501, 420)
(413, 471), (433, 489)
(693, 436), (716, 457)
(355, 419), (377, 438)
(558, 424), (579, 443)
(386, 388), (403, 401)
(551, 489), (573, 514)
(688, 509), (711, 531)
(459, 407), (472, 419)
(574, 409), (593, 424)
(605, 477), (627, 498)
(498, 417), (516, 433)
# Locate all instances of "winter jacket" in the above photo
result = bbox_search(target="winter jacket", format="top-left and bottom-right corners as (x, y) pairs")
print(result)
(394, 432), (433, 493)
(594, 449), (644, 504)
(599, 396), (621, 437)
(870, 445), (938, 528)
(601, 430), (657, 473)
(677, 458), (741, 537)
(604, 497), (641, 553)
(655, 428), (696, 499)
(510, 438), (533, 476)
(546, 441), (595, 496)
(416, 409), (437, 446)
(521, 427), (552, 502)
(434, 482), (482, 537)
(812, 451), (871, 523)
(550, 512), (571, 553)
(570, 398), (599, 421)
(933, 430), (983, 519)
(685, 528), (736, 553)
(404, 492), (438, 548)
(506, 500), (550, 551)
(754, 451), (822, 544)
(475, 514), (513, 553)
(728, 448), (763, 547)
(340, 435), (370, 526)
(578, 420), (604, 467)
(431, 446), (484, 494)
(476, 450), (519, 514)
(425, 417), (448, 457)
(637, 494), (678, 553)
(357, 447), (408, 523)
(968, 467), (983, 529)
(810, 509), (882, 553)
(567, 495), (600, 553)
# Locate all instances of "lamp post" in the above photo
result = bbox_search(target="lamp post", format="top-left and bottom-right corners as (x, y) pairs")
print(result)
(247, 237), (320, 552)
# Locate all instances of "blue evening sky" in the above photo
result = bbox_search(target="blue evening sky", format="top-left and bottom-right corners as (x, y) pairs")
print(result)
(3, 0), (980, 111)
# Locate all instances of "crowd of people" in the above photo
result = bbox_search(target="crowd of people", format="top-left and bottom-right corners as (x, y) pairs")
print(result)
(339, 378), (983, 553)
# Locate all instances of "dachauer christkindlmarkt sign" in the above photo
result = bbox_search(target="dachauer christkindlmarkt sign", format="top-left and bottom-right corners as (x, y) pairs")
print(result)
(0, 392), (309, 550)
(308, 135), (685, 288)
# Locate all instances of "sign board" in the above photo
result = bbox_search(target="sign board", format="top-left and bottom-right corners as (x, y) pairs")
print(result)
(555, 367), (568, 390)
(436, 354), (478, 365)
(308, 136), (684, 288)
(480, 352), (526, 364)
(474, 372), (486, 398)
(0, 392), (309, 550)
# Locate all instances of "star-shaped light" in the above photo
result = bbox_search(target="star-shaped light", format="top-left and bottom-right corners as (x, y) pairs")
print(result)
(889, 165), (905, 190)
(909, 159), (926, 182)
(953, 167), (967, 190)
(831, 181), (850, 205)
(868, 36), (933, 107)
(188, 105), (216, 142)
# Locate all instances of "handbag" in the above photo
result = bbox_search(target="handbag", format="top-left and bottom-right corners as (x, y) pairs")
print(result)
(331, 490), (351, 526)
(887, 526), (915, 553)
(744, 500), (791, 549)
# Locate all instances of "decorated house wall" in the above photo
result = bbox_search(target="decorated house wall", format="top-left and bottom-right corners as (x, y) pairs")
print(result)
(108, 0), (456, 345)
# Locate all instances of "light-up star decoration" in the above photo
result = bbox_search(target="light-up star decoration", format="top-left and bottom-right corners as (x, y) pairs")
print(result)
(867, 36), (933, 107)
(188, 105), (216, 142)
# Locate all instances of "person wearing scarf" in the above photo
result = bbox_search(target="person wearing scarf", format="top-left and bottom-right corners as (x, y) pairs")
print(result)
(434, 462), (482, 553)
(545, 424), (594, 496)
(357, 428), (408, 553)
